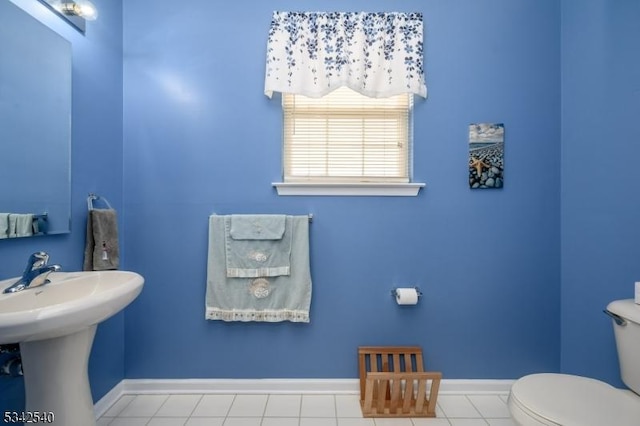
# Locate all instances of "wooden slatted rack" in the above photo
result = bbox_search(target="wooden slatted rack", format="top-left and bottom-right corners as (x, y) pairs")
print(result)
(358, 346), (442, 418)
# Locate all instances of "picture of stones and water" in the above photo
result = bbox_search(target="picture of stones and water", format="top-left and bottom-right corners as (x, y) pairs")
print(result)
(469, 123), (504, 189)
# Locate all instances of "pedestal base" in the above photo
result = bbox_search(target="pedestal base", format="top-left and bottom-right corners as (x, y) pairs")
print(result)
(20, 325), (97, 426)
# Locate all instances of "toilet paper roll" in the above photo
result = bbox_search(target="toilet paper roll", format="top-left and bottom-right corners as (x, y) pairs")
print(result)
(395, 288), (419, 305)
(635, 282), (640, 305)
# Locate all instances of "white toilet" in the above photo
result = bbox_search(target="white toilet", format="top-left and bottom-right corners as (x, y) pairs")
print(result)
(508, 299), (640, 426)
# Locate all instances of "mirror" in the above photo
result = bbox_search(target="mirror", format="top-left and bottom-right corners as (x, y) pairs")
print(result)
(0, 1), (72, 237)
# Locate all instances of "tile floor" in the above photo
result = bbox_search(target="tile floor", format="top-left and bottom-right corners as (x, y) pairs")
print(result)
(97, 393), (517, 426)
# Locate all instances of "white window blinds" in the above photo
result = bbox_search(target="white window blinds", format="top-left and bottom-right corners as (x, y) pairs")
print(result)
(282, 87), (413, 183)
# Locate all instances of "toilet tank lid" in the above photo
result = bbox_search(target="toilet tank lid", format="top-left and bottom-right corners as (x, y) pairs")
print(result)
(607, 299), (640, 325)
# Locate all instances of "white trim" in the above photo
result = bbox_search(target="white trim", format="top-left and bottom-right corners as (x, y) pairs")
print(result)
(94, 380), (125, 419)
(94, 378), (515, 414)
(273, 182), (425, 196)
(123, 378), (360, 395)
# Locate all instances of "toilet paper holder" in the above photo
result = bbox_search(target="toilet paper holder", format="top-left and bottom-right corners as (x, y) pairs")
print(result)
(391, 287), (423, 299)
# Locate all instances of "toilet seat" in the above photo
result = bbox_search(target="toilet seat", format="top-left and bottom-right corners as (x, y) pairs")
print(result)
(508, 373), (640, 426)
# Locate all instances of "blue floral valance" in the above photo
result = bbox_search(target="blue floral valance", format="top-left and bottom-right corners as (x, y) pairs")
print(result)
(265, 11), (426, 99)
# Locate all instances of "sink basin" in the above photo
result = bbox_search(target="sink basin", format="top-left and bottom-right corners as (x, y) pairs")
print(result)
(0, 270), (144, 426)
(0, 270), (143, 344)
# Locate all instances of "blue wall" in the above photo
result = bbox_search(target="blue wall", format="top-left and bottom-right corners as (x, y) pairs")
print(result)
(0, 0), (123, 410)
(561, 0), (640, 387)
(122, 0), (561, 380)
(3, 0), (638, 413)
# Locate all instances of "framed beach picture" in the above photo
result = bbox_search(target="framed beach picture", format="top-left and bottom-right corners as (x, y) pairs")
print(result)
(469, 123), (504, 189)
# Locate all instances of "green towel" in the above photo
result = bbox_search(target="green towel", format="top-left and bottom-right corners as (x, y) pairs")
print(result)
(0, 213), (9, 239)
(206, 214), (312, 323)
(225, 215), (292, 278)
(229, 214), (286, 240)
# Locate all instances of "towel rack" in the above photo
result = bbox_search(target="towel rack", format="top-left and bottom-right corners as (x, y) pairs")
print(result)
(87, 193), (113, 210)
(213, 213), (313, 222)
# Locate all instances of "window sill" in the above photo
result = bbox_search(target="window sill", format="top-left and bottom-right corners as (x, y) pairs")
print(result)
(272, 182), (425, 196)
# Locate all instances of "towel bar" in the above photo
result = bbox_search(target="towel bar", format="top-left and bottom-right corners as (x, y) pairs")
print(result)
(87, 193), (112, 210)
(211, 213), (314, 222)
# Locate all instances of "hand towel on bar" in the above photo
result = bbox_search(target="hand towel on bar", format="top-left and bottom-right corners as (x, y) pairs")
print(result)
(15, 214), (34, 237)
(7, 215), (17, 238)
(83, 209), (120, 271)
(206, 214), (312, 322)
(0, 213), (9, 239)
(225, 214), (291, 278)
(230, 214), (286, 240)
(8, 214), (33, 237)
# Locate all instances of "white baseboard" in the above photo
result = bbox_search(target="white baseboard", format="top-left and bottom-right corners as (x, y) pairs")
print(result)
(93, 380), (125, 418)
(124, 378), (360, 395)
(94, 378), (515, 418)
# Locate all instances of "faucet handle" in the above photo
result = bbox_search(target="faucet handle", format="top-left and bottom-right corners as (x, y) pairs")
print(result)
(23, 251), (49, 274)
(30, 251), (49, 268)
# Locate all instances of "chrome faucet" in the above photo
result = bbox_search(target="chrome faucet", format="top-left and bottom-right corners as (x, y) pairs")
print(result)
(3, 252), (61, 294)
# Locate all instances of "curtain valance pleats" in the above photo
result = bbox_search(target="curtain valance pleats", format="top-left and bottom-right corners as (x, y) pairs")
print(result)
(264, 11), (426, 99)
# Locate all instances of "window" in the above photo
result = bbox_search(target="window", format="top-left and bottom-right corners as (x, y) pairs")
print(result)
(274, 87), (423, 196)
(266, 12), (426, 196)
(283, 86), (411, 183)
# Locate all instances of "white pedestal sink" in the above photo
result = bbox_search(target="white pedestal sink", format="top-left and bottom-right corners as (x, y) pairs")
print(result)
(0, 271), (144, 426)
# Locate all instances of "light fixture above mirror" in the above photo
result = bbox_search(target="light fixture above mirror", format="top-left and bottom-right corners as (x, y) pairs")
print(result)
(37, 0), (98, 34)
